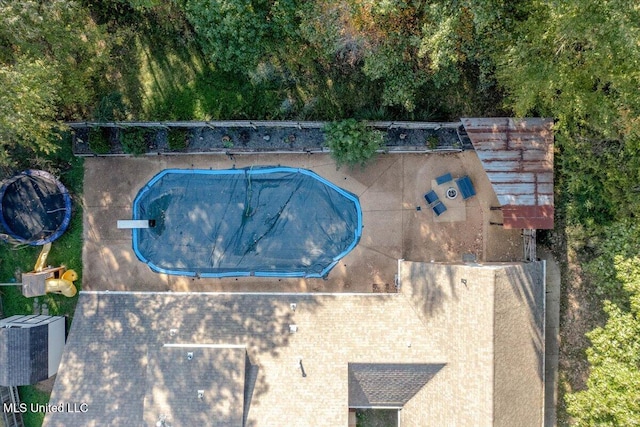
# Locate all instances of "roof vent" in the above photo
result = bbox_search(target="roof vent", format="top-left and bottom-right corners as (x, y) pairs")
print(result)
(289, 324), (298, 334)
(187, 352), (193, 360)
(290, 303), (297, 311)
(198, 390), (204, 400)
(169, 329), (177, 337)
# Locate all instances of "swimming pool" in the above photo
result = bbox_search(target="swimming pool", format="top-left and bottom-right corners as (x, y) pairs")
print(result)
(132, 167), (362, 278)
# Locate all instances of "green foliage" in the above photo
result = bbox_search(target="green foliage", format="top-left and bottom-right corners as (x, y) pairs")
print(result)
(565, 255), (640, 426)
(321, 0), (512, 116)
(353, 2), (433, 113)
(362, 41), (429, 113)
(355, 408), (398, 427)
(88, 127), (111, 154)
(583, 221), (640, 303)
(497, 0), (640, 132)
(0, 0), (111, 167)
(121, 127), (151, 155)
(94, 92), (128, 122)
(19, 386), (50, 427)
(323, 119), (383, 169)
(0, 1), (110, 116)
(92, 1), (284, 122)
(494, 0), (640, 225)
(184, 0), (300, 73)
(167, 128), (188, 151)
(222, 135), (234, 149)
(426, 135), (439, 150)
(178, 0), (512, 119)
(0, 58), (62, 168)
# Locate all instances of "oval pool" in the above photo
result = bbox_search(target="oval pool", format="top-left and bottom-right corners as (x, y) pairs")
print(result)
(132, 167), (362, 278)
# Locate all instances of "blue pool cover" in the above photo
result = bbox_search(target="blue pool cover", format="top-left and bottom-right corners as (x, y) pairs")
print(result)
(133, 167), (362, 278)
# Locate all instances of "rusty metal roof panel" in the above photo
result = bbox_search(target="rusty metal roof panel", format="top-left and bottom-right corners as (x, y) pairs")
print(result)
(499, 195), (537, 206)
(494, 184), (538, 196)
(486, 172), (536, 183)
(478, 151), (523, 161)
(501, 205), (554, 230)
(537, 173), (553, 183)
(479, 160), (523, 171)
(462, 118), (554, 229)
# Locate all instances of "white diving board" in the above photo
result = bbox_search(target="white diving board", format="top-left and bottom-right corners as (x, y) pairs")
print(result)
(117, 220), (152, 229)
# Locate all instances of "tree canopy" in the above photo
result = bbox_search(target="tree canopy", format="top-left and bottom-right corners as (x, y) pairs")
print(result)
(565, 254), (640, 426)
(2, 0), (640, 425)
(495, 0), (640, 224)
(0, 0), (109, 168)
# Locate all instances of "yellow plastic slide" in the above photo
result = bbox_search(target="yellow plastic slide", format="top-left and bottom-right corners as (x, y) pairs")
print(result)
(45, 270), (78, 297)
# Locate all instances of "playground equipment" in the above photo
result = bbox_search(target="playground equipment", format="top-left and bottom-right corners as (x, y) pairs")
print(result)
(0, 243), (78, 297)
(0, 170), (72, 245)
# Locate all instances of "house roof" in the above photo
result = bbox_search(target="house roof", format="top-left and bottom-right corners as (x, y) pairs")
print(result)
(0, 315), (65, 386)
(398, 261), (545, 427)
(348, 363), (444, 407)
(44, 262), (544, 427)
(462, 117), (554, 229)
(143, 345), (249, 427)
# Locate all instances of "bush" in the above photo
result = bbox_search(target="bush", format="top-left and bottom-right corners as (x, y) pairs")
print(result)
(323, 119), (384, 169)
(88, 127), (111, 154)
(167, 128), (189, 151)
(121, 128), (151, 155)
(584, 221), (640, 304)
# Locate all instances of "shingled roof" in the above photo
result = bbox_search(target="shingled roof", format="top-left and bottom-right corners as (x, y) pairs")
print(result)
(143, 345), (250, 426)
(0, 315), (65, 386)
(348, 363), (444, 407)
(45, 261), (545, 427)
(462, 117), (554, 229)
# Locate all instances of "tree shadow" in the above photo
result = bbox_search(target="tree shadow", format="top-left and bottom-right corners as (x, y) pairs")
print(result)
(45, 291), (324, 426)
(401, 262), (459, 320)
(496, 263), (546, 382)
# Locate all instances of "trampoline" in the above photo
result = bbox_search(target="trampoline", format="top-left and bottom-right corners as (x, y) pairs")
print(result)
(132, 167), (362, 278)
(0, 170), (72, 245)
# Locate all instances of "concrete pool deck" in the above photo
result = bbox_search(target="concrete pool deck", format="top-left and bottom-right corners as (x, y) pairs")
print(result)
(82, 152), (523, 292)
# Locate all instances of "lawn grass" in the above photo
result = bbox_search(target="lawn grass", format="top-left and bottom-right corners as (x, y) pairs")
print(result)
(136, 35), (284, 121)
(19, 387), (51, 427)
(95, 7), (284, 122)
(0, 132), (83, 427)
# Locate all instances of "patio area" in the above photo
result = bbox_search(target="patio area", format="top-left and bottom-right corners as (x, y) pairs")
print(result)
(82, 152), (522, 293)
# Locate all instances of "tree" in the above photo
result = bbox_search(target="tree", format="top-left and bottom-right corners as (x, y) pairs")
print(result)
(183, 0), (300, 73)
(584, 221), (640, 302)
(0, 59), (61, 168)
(565, 255), (640, 426)
(0, 0), (110, 167)
(0, 1), (110, 117)
(493, 0), (640, 224)
(350, 0), (517, 115)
